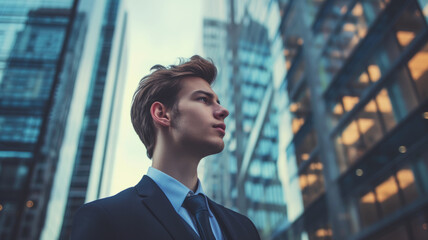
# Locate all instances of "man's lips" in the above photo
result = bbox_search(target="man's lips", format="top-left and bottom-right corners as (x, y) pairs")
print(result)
(213, 123), (226, 135)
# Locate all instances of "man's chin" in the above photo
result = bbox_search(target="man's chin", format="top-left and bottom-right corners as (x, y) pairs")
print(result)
(203, 141), (225, 156)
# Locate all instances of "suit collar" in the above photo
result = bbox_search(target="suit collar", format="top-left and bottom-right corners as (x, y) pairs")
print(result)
(135, 175), (199, 240)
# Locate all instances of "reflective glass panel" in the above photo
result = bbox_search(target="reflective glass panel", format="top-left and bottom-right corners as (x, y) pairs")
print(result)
(358, 191), (378, 227)
(335, 120), (364, 170)
(357, 99), (383, 149)
(299, 157), (325, 208)
(296, 129), (317, 166)
(396, 166), (419, 204)
(375, 176), (401, 216)
(411, 212), (428, 240)
(408, 42), (428, 102)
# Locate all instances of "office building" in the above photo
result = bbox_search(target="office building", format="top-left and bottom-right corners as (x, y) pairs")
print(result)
(273, 0), (428, 239)
(203, 0), (428, 239)
(0, 0), (127, 239)
(202, 1), (287, 239)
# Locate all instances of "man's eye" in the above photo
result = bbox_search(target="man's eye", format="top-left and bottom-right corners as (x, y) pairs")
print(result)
(197, 97), (208, 103)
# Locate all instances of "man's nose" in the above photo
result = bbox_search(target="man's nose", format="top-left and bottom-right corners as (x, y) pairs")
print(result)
(215, 105), (229, 119)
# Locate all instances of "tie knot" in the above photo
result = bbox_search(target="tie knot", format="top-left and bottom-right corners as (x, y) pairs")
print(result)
(183, 194), (208, 215)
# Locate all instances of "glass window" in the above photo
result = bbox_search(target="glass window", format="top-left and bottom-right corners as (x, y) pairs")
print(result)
(0, 163), (28, 189)
(358, 191), (379, 227)
(288, 58), (305, 91)
(299, 157), (325, 208)
(407, 41), (428, 102)
(371, 35), (402, 76)
(394, 2), (426, 49)
(375, 176), (401, 217)
(290, 87), (311, 134)
(411, 212), (428, 240)
(371, 224), (410, 240)
(361, 0), (390, 25)
(296, 129), (317, 166)
(283, 36), (302, 70)
(375, 89), (396, 131)
(396, 166), (419, 204)
(357, 99), (383, 149)
(385, 66), (419, 122)
(335, 120), (364, 170)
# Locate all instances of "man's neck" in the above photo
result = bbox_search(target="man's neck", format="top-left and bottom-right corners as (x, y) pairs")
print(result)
(151, 151), (200, 192)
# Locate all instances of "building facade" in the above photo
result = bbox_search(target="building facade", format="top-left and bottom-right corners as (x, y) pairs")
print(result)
(274, 0), (428, 239)
(203, 0), (428, 239)
(0, 0), (127, 239)
(202, 1), (288, 239)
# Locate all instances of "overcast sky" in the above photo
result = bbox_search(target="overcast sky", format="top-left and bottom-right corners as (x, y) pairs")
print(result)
(109, 0), (203, 195)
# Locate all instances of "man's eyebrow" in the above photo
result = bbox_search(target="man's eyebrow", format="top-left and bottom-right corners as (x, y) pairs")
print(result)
(192, 90), (220, 104)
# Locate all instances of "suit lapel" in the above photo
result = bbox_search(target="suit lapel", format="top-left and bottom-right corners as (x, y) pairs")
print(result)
(207, 198), (239, 240)
(135, 176), (198, 240)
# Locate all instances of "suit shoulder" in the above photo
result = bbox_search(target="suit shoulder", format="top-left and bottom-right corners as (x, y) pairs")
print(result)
(212, 201), (247, 219)
(210, 200), (256, 225)
(71, 187), (136, 240)
(82, 187), (136, 208)
(209, 199), (261, 239)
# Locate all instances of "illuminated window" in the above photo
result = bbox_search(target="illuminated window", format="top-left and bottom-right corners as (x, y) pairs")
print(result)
(299, 157), (324, 208)
(394, 1), (426, 48)
(290, 87), (311, 135)
(296, 129), (317, 167)
(375, 89), (395, 131)
(396, 167), (419, 204)
(408, 42), (428, 101)
(375, 176), (401, 216)
(356, 100), (383, 149)
(358, 191), (378, 227)
(335, 120), (364, 169)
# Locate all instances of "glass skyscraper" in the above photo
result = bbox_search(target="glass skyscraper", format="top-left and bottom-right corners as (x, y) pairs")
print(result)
(202, 1), (287, 239)
(274, 0), (428, 239)
(203, 0), (428, 239)
(0, 0), (127, 239)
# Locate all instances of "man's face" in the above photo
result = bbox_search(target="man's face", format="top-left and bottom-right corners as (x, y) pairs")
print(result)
(170, 77), (229, 158)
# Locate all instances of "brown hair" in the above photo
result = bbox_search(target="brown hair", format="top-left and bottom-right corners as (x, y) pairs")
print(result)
(131, 55), (217, 158)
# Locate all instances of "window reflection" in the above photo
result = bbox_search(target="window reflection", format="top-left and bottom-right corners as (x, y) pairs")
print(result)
(411, 212), (428, 239)
(408, 42), (428, 101)
(355, 153), (428, 231)
(375, 89), (395, 131)
(394, 1), (426, 48)
(367, 65), (381, 82)
(357, 100), (383, 149)
(372, 224), (409, 240)
(396, 167), (419, 204)
(299, 157), (325, 208)
(386, 66), (419, 121)
(375, 176), (401, 216)
(296, 129), (317, 166)
(358, 191), (378, 227)
(335, 120), (364, 170)
(290, 87), (311, 134)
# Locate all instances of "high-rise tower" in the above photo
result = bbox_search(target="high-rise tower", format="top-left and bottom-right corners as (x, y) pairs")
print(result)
(0, 1), (127, 239)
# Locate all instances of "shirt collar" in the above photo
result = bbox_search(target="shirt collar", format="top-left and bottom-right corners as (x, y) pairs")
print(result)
(147, 167), (213, 216)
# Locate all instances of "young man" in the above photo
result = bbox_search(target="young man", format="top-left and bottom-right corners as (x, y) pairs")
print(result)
(71, 56), (261, 240)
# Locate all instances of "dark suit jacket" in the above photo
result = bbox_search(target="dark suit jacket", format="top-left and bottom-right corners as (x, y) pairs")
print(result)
(71, 175), (261, 240)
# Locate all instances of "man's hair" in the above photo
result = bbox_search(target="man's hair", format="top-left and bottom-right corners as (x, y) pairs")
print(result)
(131, 55), (217, 158)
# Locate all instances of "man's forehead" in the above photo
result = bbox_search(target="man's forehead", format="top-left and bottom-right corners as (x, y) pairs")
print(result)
(179, 77), (217, 97)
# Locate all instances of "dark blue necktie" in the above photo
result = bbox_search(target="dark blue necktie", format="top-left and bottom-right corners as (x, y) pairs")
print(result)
(183, 194), (216, 240)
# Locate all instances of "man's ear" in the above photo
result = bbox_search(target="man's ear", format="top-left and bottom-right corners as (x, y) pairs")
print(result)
(150, 101), (170, 127)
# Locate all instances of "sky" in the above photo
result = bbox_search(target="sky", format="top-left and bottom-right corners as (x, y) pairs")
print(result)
(109, 0), (204, 195)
